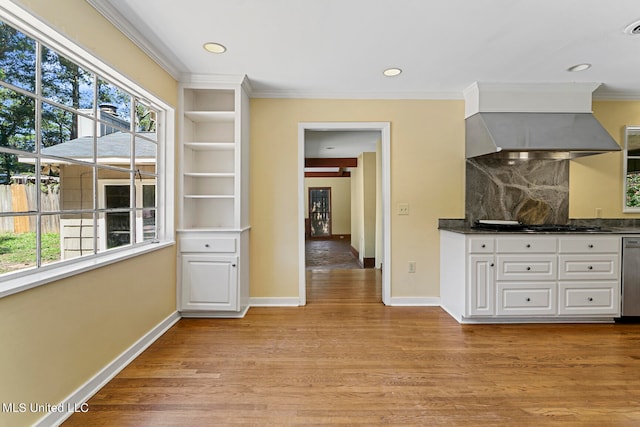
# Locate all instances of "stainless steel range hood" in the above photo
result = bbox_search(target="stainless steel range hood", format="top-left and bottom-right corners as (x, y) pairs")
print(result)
(465, 112), (621, 159)
(463, 82), (621, 160)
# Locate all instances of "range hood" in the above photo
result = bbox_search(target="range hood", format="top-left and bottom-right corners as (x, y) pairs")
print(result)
(466, 112), (620, 159)
(464, 82), (621, 159)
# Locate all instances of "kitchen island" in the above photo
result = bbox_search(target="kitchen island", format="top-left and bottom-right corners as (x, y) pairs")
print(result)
(439, 220), (640, 324)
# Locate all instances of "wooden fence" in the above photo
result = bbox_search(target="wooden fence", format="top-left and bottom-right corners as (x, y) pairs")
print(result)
(0, 184), (60, 233)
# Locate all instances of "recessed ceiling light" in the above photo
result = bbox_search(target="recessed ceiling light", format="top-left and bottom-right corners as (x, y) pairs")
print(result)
(624, 20), (640, 35)
(383, 68), (402, 77)
(567, 63), (591, 72)
(203, 42), (226, 54)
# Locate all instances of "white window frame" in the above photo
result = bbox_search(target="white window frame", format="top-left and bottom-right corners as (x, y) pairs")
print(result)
(0, 2), (175, 298)
(623, 125), (640, 213)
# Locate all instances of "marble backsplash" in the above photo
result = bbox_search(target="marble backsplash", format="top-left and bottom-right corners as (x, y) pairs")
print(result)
(465, 158), (569, 225)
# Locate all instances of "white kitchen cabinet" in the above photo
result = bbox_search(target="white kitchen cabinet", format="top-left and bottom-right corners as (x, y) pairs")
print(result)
(440, 231), (621, 323)
(177, 75), (250, 317)
(181, 254), (238, 311)
(468, 255), (495, 316)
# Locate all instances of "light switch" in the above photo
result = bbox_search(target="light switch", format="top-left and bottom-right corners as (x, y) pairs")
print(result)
(397, 203), (409, 215)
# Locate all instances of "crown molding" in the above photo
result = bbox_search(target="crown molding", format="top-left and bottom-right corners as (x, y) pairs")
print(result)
(86, 0), (184, 79)
(249, 89), (463, 100)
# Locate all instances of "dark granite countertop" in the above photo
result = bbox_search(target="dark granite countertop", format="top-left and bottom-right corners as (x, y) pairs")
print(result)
(439, 219), (640, 235)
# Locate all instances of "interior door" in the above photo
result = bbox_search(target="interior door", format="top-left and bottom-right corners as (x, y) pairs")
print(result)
(309, 187), (331, 238)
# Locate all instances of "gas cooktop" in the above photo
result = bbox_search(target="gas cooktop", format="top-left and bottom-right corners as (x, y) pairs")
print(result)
(472, 220), (609, 233)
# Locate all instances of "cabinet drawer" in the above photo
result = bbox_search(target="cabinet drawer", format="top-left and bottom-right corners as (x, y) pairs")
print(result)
(497, 255), (556, 281)
(497, 283), (556, 315)
(469, 238), (494, 253)
(180, 236), (237, 253)
(558, 237), (620, 254)
(558, 255), (618, 280)
(496, 237), (556, 253)
(558, 282), (619, 315)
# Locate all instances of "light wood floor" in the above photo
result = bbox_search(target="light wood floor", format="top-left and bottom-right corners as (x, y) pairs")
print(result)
(64, 269), (640, 426)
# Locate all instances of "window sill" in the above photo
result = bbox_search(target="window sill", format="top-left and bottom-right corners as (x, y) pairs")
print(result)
(0, 240), (175, 299)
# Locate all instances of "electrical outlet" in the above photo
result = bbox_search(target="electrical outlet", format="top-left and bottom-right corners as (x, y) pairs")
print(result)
(398, 203), (409, 215)
(408, 261), (416, 273)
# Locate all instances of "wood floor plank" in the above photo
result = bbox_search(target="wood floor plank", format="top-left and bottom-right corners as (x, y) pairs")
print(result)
(64, 269), (640, 426)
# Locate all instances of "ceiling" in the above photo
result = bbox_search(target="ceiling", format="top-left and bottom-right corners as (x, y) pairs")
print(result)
(86, 1), (640, 160)
(89, 0), (640, 100)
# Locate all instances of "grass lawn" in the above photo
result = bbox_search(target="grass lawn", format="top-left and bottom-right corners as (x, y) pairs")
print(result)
(0, 232), (60, 274)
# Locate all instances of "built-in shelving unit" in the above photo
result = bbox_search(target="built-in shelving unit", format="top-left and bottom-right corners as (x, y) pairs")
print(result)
(177, 75), (250, 317)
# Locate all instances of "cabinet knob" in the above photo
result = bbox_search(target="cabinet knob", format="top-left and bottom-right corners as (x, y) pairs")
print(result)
(588, 244), (594, 249)
(588, 297), (594, 302)
(490, 263), (494, 267)
(205, 244), (210, 248)
(481, 244), (486, 248)
(526, 244), (531, 248)
(526, 266), (531, 271)
(232, 264), (237, 267)
(588, 265), (593, 270)
(526, 297), (531, 302)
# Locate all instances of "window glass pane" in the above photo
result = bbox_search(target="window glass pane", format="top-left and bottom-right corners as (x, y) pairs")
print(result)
(41, 46), (94, 110)
(138, 182), (156, 243)
(0, 154), (36, 213)
(0, 21), (36, 91)
(626, 128), (640, 209)
(97, 78), (131, 132)
(58, 212), (94, 260)
(0, 88), (36, 152)
(98, 131), (131, 166)
(135, 135), (156, 174)
(40, 214), (62, 267)
(55, 163), (93, 211)
(135, 100), (157, 133)
(0, 216), (36, 274)
(98, 210), (131, 250)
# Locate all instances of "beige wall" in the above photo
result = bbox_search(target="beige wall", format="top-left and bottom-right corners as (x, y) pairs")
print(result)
(571, 100), (640, 219)
(0, 1), (178, 426)
(304, 177), (351, 235)
(250, 99), (466, 299)
(350, 152), (377, 260)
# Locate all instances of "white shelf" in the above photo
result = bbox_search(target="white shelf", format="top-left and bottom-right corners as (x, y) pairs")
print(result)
(184, 110), (234, 123)
(184, 195), (235, 199)
(184, 142), (235, 150)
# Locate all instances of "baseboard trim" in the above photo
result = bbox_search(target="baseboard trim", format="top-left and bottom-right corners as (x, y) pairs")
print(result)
(386, 297), (441, 306)
(35, 311), (181, 427)
(250, 297), (301, 307)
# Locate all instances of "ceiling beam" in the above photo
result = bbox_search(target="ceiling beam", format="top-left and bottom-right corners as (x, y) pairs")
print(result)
(305, 157), (357, 168)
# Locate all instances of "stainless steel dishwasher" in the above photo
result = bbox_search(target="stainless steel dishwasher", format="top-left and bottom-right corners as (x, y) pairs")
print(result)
(622, 238), (640, 316)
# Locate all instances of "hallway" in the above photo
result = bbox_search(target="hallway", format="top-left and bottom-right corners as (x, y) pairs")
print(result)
(305, 237), (361, 270)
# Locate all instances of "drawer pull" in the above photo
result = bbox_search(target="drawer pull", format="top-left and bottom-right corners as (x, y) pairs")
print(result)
(588, 244), (594, 249)
(204, 244), (210, 248)
(490, 263), (494, 267)
(526, 266), (531, 271)
(588, 297), (594, 302)
(526, 297), (531, 302)
(526, 244), (531, 248)
(481, 244), (486, 248)
(588, 265), (593, 270)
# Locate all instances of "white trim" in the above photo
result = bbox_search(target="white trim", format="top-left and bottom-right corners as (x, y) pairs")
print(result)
(249, 297), (302, 307)
(298, 122), (391, 306)
(252, 89), (463, 100)
(387, 297), (441, 306)
(85, 0), (183, 79)
(34, 311), (181, 427)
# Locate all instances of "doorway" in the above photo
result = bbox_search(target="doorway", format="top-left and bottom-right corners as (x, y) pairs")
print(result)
(298, 122), (391, 306)
(308, 187), (332, 238)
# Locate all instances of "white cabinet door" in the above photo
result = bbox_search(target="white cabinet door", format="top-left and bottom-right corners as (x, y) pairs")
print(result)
(181, 254), (238, 311)
(468, 255), (495, 316)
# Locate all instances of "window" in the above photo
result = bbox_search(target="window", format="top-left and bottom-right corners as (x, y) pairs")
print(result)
(0, 4), (173, 294)
(624, 126), (640, 211)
